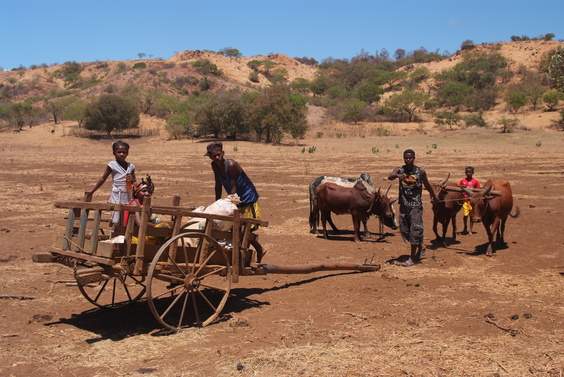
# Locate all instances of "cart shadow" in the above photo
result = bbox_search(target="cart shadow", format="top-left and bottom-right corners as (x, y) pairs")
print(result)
(45, 302), (164, 341)
(224, 271), (360, 313)
(44, 272), (361, 341)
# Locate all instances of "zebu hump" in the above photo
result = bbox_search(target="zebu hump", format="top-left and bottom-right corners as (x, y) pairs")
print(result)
(318, 175), (376, 193)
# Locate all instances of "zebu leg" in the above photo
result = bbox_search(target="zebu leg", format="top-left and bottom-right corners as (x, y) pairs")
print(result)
(451, 215), (457, 241)
(320, 210), (330, 239)
(326, 213), (340, 233)
(362, 218), (371, 239)
(352, 215), (362, 242)
(498, 217), (508, 245)
(485, 218), (499, 257)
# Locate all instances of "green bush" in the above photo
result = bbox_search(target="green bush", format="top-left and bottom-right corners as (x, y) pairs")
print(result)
(372, 127), (390, 136)
(133, 62), (147, 69)
(543, 91), (561, 110)
(505, 89), (528, 112)
(462, 111), (487, 128)
(116, 62), (127, 72)
(249, 71), (259, 83)
(191, 59), (222, 76)
(498, 117), (518, 133)
(434, 110), (462, 129)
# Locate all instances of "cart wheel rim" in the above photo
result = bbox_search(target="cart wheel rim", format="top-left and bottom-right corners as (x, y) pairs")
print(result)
(74, 267), (146, 308)
(146, 232), (231, 331)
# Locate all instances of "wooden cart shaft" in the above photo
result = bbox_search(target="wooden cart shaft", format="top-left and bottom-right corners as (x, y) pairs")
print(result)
(256, 262), (380, 274)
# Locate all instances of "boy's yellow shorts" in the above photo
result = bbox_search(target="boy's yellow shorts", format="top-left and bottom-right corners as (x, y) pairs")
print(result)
(462, 200), (473, 216)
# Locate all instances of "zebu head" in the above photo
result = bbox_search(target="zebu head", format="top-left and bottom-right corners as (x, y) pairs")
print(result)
(461, 184), (494, 223)
(368, 185), (398, 230)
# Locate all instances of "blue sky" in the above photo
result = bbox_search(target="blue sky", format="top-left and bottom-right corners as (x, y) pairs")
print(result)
(1, 0), (563, 70)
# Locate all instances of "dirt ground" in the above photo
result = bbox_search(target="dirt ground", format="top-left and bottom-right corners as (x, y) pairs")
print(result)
(0, 123), (562, 377)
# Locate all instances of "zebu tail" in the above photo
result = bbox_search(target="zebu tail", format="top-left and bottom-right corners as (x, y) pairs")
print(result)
(309, 185), (317, 232)
(309, 177), (324, 233)
(509, 206), (520, 218)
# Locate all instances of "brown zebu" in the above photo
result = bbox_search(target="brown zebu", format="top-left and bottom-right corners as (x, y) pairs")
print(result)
(431, 175), (464, 247)
(309, 173), (377, 236)
(462, 180), (520, 256)
(315, 181), (397, 242)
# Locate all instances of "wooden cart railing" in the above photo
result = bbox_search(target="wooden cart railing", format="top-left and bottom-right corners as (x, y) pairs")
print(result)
(34, 196), (379, 331)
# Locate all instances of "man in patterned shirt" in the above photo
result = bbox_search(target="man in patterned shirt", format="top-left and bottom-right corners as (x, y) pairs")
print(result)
(388, 149), (439, 266)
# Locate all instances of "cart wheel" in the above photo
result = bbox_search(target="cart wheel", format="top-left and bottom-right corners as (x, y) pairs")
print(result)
(74, 267), (146, 308)
(147, 232), (231, 331)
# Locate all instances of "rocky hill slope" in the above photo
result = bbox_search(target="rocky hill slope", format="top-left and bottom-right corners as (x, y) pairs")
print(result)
(0, 40), (562, 135)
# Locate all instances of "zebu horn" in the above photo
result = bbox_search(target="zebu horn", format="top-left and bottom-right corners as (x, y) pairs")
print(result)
(483, 185), (493, 196)
(390, 197), (398, 204)
(461, 186), (474, 196)
(385, 184), (391, 196)
(439, 172), (450, 186)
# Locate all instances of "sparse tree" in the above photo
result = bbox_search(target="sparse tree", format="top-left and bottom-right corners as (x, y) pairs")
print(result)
(356, 82), (383, 104)
(24, 106), (47, 127)
(247, 60), (262, 71)
(543, 33), (555, 41)
(194, 90), (247, 139)
(290, 78), (311, 94)
(11, 102), (34, 129)
(83, 94), (140, 134)
(524, 81), (547, 110)
(138, 52), (147, 59)
(245, 85), (308, 143)
(0, 102), (13, 123)
(192, 59), (222, 76)
(165, 113), (193, 139)
(543, 91), (561, 111)
(385, 89), (431, 122)
(434, 111), (462, 130)
(436, 82), (473, 110)
(293, 57), (318, 66)
(460, 39), (474, 50)
(498, 117), (518, 133)
(310, 75), (330, 96)
(44, 96), (76, 124)
(505, 89), (528, 113)
(269, 67), (289, 84)
(63, 97), (88, 126)
(218, 47), (242, 58)
(341, 98), (366, 124)
(394, 48), (406, 60)
(548, 46), (564, 91)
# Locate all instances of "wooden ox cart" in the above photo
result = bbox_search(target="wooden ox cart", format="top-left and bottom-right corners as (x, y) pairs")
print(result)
(33, 196), (380, 331)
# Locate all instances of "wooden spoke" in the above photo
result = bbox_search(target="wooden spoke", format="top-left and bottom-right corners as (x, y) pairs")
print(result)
(74, 267), (145, 309)
(146, 232), (231, 331)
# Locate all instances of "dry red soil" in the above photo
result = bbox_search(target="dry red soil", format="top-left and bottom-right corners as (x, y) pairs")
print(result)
(0, 124), (562, 377)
